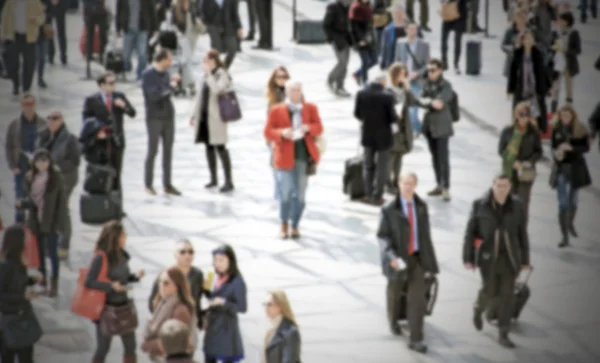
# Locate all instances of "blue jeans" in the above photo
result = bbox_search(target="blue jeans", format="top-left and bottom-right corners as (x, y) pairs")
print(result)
(410, 81), (422, 133)
(580, 0), (598, 20)
(123, 29), (148, 79)
(38, 233), (60, 279)
(275, 160), (308, 228)
(269, 146), (280, 200)
(14, 172), (26, 222)
(36, 37), (46, 82)
(355, 47), (377, 84)
(556, 173), (579, 212)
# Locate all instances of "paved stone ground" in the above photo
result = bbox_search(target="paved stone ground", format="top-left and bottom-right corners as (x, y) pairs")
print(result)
(0, 1), (599, 362)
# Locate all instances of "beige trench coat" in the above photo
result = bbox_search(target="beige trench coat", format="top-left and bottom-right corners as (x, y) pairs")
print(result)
(190, 68), (233, 145)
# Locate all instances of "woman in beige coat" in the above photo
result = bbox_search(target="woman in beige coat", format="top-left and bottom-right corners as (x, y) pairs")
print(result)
(190, 49), (235, 193)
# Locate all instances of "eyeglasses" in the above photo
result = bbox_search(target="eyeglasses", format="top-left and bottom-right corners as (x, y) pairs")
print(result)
(179, 249), (194, 255)
(275, 74), (289, 80)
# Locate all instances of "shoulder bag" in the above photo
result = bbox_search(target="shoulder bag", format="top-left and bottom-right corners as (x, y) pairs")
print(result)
(439, 1), (460, 22)
(217, 73), (242, 122)
(99, 300), (139, 336)
(518, 161), (536, 182)
(0, 307), (43, 350)
(70, 251), (110, 321)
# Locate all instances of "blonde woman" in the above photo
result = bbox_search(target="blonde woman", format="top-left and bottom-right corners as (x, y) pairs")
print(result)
(262, 290), (301, 363)
(550, 105), (592, 248)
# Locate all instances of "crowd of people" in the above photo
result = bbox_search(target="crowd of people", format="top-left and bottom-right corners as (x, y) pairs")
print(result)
(0, 0), (598, 362)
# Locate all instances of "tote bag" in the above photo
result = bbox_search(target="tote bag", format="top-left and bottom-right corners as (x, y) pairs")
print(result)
(0, 307), (43, 350)
(23, 228), (40, 269)
(71, 251), (110, 321)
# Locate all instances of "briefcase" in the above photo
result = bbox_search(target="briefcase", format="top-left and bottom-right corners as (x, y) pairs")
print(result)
(465, 40), (482, 75)
(84, 164), (116, 194)
(294, 20), (327, 44)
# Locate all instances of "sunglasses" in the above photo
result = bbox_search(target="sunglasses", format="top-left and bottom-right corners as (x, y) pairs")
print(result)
(275, 75), (289, 80)
(179, 249), (194, 255)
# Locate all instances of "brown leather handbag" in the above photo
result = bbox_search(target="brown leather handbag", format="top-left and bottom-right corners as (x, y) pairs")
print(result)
(43, 24), (54, 39)
(99, 300), (138, 336)
(439, 1), (460, 22)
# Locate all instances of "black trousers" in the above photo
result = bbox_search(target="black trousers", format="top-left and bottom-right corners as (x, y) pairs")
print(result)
(475, 256), (517, 334)
(363, 147), (390, 200)
(246, 0), (257, 34)
(85, 12), (108, 62)
(425, 134), (450, 189)
(441, 22), (463, 68)
(7, 34), (36, 92)
(48, 5), (67, 62)
(207, 27), (238, 69)
(255, 0), (273, 47)
(0, 344), (34, 363)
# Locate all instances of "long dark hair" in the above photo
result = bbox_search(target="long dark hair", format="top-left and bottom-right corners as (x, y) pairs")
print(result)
(212, 244), (240, 278)
(94, 220), (125, 266)
(26, 148), (56, 187)
(0, 224), (26, 266)
(153, 266), (195, 313)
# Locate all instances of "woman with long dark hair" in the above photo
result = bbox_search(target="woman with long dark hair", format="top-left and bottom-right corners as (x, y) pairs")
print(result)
(0, 224), (43, 363)
(85, 220), (144, 363)
(203, 244), (247, 363)
(349, 0), (377, 85)
(18, 148), (66, 296)
(190, 49), (235, 193)
(142, 266), (197, 360)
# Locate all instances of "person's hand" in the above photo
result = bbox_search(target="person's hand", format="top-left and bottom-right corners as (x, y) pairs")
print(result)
(513, 160), (522, 170)
(211, 297), (225, 306)
(114, 98), (126, 109)
(111, 281), (126, 292)
(431, 99), (444, 110)
(137, 269), (145, 279)
(390, 259), (399, 270)
(301, 124), (310, 133)
(281, 128), (293, 139)
(12, 168), (20, 175)
(237, 28), (244, 40)
(172, 74), (181, 82)
(464, 263), (475, 271)
(563, 143), (573, 151)
(409, 72), (419, 81)
(97, 130), (107, 139)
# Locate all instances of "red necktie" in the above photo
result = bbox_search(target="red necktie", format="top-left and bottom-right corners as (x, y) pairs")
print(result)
(407, 202), (415, 255)
(106, 93), (112, 112)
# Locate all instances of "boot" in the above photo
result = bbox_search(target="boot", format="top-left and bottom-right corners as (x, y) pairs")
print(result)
(205, 147), (218, 188)
(280, 223), (288, 239)
(473, 307), (483, 331)
(558, 211), (570, 248)
(123, 355), (136, 363)
(218, 148), (234, 193)
(569, 206), (578, 237)
(498, 332), (515, 348)
(48, 278), (58, 297)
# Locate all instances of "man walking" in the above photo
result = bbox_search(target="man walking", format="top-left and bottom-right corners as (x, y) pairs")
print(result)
(141, 49), (182, 196)
(406, 0), (430, 31)
(37, 111), (80, 260)
(47, 0), (68, 65)
(82, 0), (109, 78)
(200, 0), (243, 69)
(378, 172), (439, 354)
(354, 73), (397, 206)
(463, 173), (531, 348)
(323, 0), (352, 96)
(395, 22), (429, 134)
(420, 59), (454, 201)
(4, 93), (46, 222)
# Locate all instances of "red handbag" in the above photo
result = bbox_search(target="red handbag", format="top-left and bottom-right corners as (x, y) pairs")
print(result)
(23, 228), (40, 269)
(71, 251), (110, 320)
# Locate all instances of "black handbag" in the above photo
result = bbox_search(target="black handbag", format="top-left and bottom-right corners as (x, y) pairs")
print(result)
(0, 307), (43, 350)
(84, 164), (116, 194)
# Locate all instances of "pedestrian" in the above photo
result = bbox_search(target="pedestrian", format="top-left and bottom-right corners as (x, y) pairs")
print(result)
(199, 0), (243, 69)
(265, 65), (291, 200)
(579, 0), (598, 23)
(262, 290), (301, 363)
(549, 11), (581, 113)
(467, 0), (484, 33)
(550, 104), (591, 248)
(406, 0), (430, 31)
(498, 101), (542, 225)
(82, 0), (109, 78)
(420, 58), (455, 201)
(378, 3), (408, 71)
(4, 93), (46, 222)
(170, 0), (204, 93)
(141, 49), (182, 196)
(142, 267), (198, 360)
(242, 0), (257, 41)
(463, 173), (531, 349)
(159, 319), (198, 363)
(501, 11), (528, 79)
(148, 239), (205, 330)
(203, 245), (247, 363)
(395, 21), (429, 135)
(253, 0), (274, 49)
(85, 220), (144, 363)
(588, 101), (600, 150)
(354, 73), (396, 205)
(36, 111), (81, 260)
(47, 0), (68, 65)
(349, 0), (377, 85)
(115, 0), (158, 80)
(372, 0), (391, 55)
(264, 80), (324, 239)
(532, 0), (556, 57)
(440, 0), (467, 74)
(0, 0), (45, 95)
(323, 0), (352, 96)
(386, 62), (415, 193)
(36, 0), (52, 89)
(190, 49), (235, 193)
(377, 172), (439, 354)
(18, 149), (67, 297)
(507, 29), (550, 134)
(0, 224), (44, 363)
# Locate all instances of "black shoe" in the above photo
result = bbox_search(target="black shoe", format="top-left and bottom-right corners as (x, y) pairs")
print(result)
(61, 56), (68, 66)
(244, 33), (255, 41)
(499, 334), (516, 349)
(252, 43), (271, 50)
(390, 322), (402, 336)
(164, 185), (182, 196)
(38, 80), (47, 89)
(205, 181), (218, 188)
(48, 58), (55, 65)
(427, 187), (443, 196)
(119, 211), (127, 219)
(408, 341), (428, 354)
(219, 183), (234, 193)
(473, 309), (483, 331)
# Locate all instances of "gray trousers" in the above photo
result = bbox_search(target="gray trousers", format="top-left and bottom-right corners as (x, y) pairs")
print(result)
(145, 118), (175, 188)
(363, 147), (390, 200)
(93, 322), (136, 361)
(328, 46), (350, 89)
(207, 26), (238, 69)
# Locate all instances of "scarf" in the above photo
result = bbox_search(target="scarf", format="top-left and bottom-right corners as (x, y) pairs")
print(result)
(31, 170), (48, 221)
(145, 295), (180, 340)
(349, 1), (372, 21)
(212, 273), (229, 292)
(287, 102), (303, 130)
(261, 315), (283, 363)
(502, 127), (526, 177)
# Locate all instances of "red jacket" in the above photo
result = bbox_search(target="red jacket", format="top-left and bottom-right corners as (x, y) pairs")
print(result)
(264, 102), (324, 170)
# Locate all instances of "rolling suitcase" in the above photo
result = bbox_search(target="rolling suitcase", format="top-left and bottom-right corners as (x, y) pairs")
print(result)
(83, 164), (116, 194)
(79, 27), (101, 57)
(487, 267), (533, 321)
(343, 155), (365, 200)
(80, 192), (121, 225)
(465, 40), (482, 75)
(294, 20), (327, 44)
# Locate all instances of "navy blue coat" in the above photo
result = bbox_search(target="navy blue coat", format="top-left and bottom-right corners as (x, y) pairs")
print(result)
(203, 275), (247, 362)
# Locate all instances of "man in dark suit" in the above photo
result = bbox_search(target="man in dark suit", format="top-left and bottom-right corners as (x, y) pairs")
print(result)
(378, 172), (439, 354)
(82, 72), (136, 195)
(82, 0), (109, 78)
(200, 0), (243, 68)
(47, 0), (68, 65)
(463, 173), (531, 349)
(243, 0), (257, 41)
(253, 0), (273, 49)
(354, 73), (397, 205)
